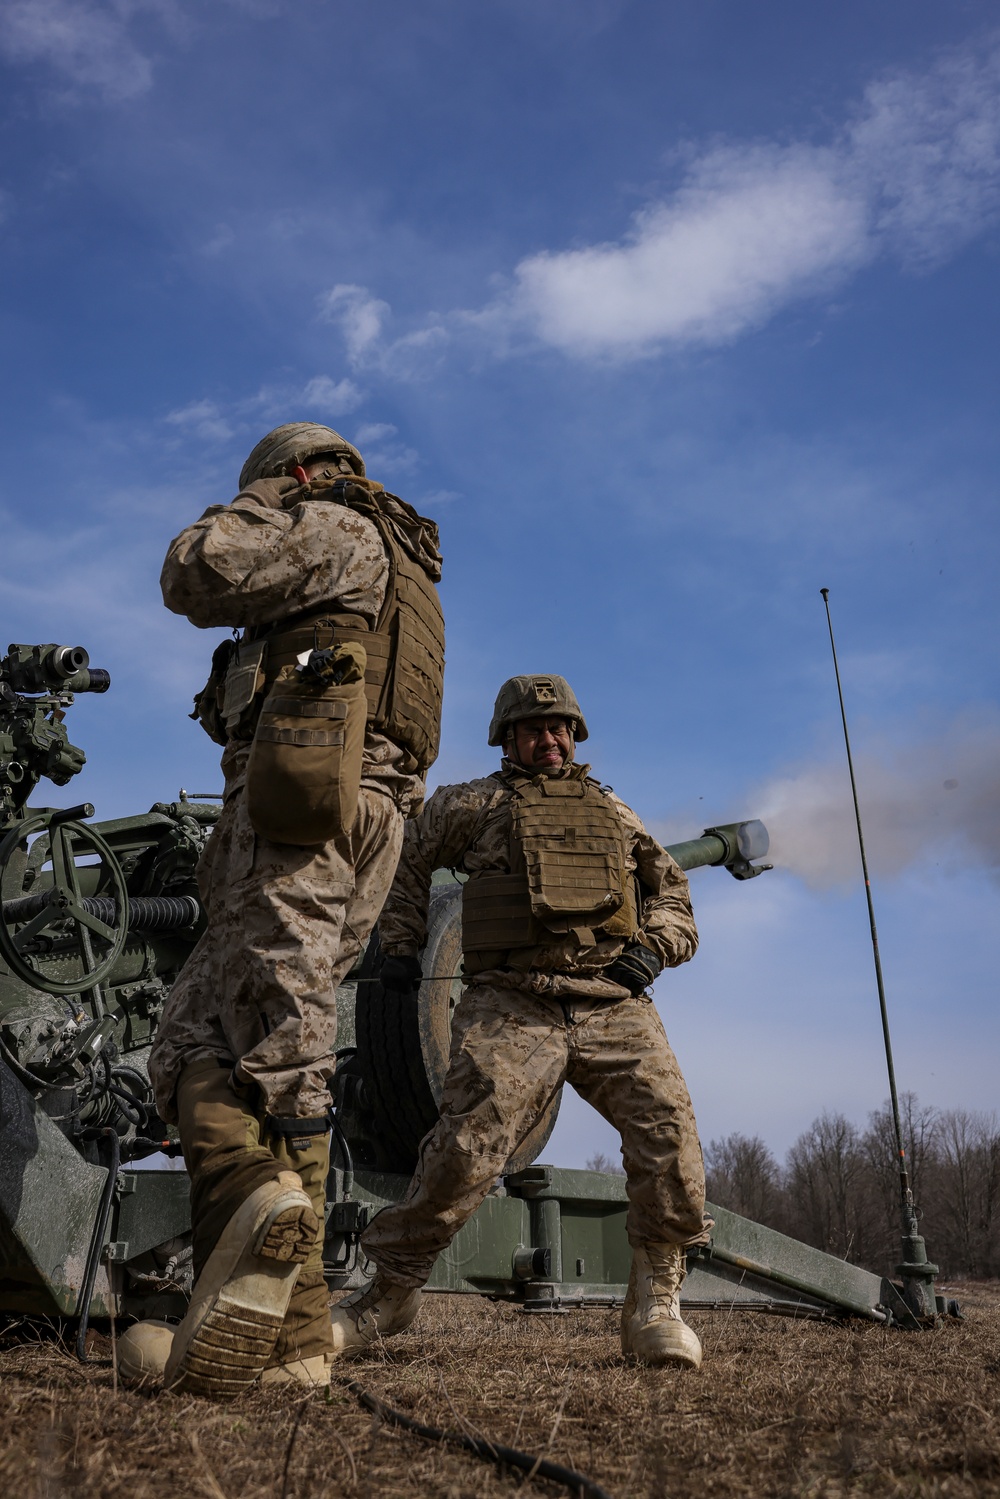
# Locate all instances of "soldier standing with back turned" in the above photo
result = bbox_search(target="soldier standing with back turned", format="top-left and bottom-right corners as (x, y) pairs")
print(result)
(330, 674), (710, 1369)
(130, 423), (444, 1397)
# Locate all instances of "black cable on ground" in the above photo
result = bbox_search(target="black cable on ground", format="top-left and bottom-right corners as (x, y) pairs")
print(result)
(75, 1125), (121, 1363)
(343, 1378), (614, 1499)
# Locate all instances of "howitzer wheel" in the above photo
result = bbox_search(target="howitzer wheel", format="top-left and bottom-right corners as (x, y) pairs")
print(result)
(356, 882), (561, 1174)
(0, 812), (129, 995)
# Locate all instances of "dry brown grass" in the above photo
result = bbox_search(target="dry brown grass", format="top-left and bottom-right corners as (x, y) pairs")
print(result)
(1, 1283), (998, 1499)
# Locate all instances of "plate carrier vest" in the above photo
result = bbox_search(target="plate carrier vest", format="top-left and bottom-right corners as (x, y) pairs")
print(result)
(216, 483), (445, 776)
(461, 766), (640, 974)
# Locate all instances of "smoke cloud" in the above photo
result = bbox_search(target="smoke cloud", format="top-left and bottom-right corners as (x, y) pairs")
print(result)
(750, 710), (1000, 889)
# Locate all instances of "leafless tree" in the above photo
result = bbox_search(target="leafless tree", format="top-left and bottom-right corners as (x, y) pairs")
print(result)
(705, 1132), (784, 1227)
(931, 1109), (1000, 1278)
(862, 1093), (939, 1267)
(585, 1152), (625, 1175)
(785, 1111), (876, 1262)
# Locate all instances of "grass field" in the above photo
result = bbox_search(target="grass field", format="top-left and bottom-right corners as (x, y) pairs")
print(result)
(1, 1283), (998, 1498)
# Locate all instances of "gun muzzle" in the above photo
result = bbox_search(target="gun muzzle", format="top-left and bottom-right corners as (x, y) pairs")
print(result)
(665, 819), (771, 880)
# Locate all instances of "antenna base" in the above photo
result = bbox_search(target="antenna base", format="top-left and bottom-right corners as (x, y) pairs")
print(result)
(896, 1231), (939, 1323)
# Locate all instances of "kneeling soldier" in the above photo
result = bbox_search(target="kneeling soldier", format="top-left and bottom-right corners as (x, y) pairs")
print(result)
(331, 674), (710, 1368)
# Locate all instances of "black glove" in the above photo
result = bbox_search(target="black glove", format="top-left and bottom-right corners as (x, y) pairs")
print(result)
(379, 952), (423, 992)
(604, 944), (661, 996)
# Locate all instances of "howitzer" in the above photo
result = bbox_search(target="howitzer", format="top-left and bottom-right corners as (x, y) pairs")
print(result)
(0, 644), (937, 1333)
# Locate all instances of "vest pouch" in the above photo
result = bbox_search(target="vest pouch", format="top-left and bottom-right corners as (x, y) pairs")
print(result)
(382, 577), (446, 773)
(245, 651), (367, 847)
(462, 872), (537, 955)
(513, 778), (629, 930)
(221, 638), (267, 741)
(190, 637), (237, 746)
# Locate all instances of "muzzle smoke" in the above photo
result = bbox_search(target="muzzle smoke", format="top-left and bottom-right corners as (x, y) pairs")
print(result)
(750, 710), (1000, 889)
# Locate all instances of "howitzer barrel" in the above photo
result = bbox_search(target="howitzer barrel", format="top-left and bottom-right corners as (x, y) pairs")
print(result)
(665, 833), (730, 871)
(2, 891), (200, 933)
(665, 819), (770, 879)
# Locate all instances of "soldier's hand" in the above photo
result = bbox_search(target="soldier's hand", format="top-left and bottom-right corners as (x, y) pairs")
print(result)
(380, 952), (423, 992)
(605, 944), (661, 996)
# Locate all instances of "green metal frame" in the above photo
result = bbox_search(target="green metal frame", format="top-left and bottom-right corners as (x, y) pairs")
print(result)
(0, 1053), (916, 1328)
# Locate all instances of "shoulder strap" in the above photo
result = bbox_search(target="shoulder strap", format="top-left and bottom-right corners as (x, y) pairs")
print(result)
(466, 775), (512, 852)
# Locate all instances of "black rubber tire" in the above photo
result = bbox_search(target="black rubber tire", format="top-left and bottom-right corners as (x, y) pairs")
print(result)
(356, 882), (562, 1174)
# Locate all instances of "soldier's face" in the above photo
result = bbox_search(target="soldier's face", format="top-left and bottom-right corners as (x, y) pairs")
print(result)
(509, 716), (574, 770)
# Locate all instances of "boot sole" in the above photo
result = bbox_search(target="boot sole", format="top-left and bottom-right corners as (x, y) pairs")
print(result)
(166, 1193), (317, 1399)
(622, 1321), (703, 1369)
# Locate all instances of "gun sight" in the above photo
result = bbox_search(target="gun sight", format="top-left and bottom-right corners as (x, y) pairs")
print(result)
(3, 643), (111, 696)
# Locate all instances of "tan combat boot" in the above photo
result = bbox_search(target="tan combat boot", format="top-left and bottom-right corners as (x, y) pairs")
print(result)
(329, 1273), (422, 1359)
(260, 1355), (332, 1387)
(116, 1320), (175, 1387)
(263, 1132), (335, 1379)
(164, 1172), (317, 1399)
(620, 1243), (702, 1369)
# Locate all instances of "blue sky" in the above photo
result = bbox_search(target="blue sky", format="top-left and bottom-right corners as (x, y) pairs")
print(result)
(1, 0), (997, 1169)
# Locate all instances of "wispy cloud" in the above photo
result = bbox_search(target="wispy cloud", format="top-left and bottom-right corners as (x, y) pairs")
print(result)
(163, 374), (364, 450)
(159, 373), (420, 484)
(502, 145), (869, 357)
(319, 284), (390, 365)
(165, 398), (233, 442)
(499, 39), (1000, 358)
(848, 42), (1000, 267)
(353, 421), (418, 476)
(323, 37), (1000, 368)
(256, 374), (363, 420)
(0, 0), (160, 102)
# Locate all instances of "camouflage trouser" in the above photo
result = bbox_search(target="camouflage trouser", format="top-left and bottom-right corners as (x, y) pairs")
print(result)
(175, 1057), (335, 1363)
(149, 778), (403, 1122)
(362, 983), (709, 1288)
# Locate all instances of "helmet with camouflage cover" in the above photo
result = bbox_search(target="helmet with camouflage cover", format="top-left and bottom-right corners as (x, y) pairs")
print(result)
(239, 423), (366, 489)
(488, 675), (589, 747)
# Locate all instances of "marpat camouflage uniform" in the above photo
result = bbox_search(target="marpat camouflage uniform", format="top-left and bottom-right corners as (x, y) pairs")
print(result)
(363, 760), (710, 1288)
(149, 473), (440, 1370)
(149, 477), (425, 1123)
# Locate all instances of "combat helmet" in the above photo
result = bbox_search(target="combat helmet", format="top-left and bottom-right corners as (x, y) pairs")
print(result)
(239, 423), (365, 490)
(488, 675), (589, 747)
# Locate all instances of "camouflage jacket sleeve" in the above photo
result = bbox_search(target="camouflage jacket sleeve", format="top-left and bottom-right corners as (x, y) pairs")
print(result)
(607, 793), (699, 970)
(160, 477), (388, 629)
(378, 778), (501, 955)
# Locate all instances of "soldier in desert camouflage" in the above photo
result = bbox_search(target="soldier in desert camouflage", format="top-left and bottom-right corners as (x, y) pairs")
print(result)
(330, 674), (710, 1369)
(128, 424), (444, 1398)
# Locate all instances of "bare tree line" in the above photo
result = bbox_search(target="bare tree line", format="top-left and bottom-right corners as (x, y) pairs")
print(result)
(703, 1095), (1000, 1280)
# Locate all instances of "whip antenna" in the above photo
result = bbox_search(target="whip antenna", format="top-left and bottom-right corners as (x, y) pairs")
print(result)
(819, 587), (938, 1324)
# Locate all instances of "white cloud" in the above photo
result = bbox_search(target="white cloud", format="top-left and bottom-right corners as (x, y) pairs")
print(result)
(164, 398), (233, 442)
(290, 375), (362, 417)
(318, 284), (390, 365)
(415, 487), (461, 507)
(849, 43), (1000, 267)
(496, 39), (1000, 359)
(163, 376), (362, 450)
(506, 144), (868, 357)
(356, 424), (419, 477)
(327, 37), (1000, 369)
(0, 0), (156, 102)
(354, 422), (397, 444)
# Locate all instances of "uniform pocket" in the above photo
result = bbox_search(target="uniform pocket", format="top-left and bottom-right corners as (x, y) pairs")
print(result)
(245, 665), (366, 847)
